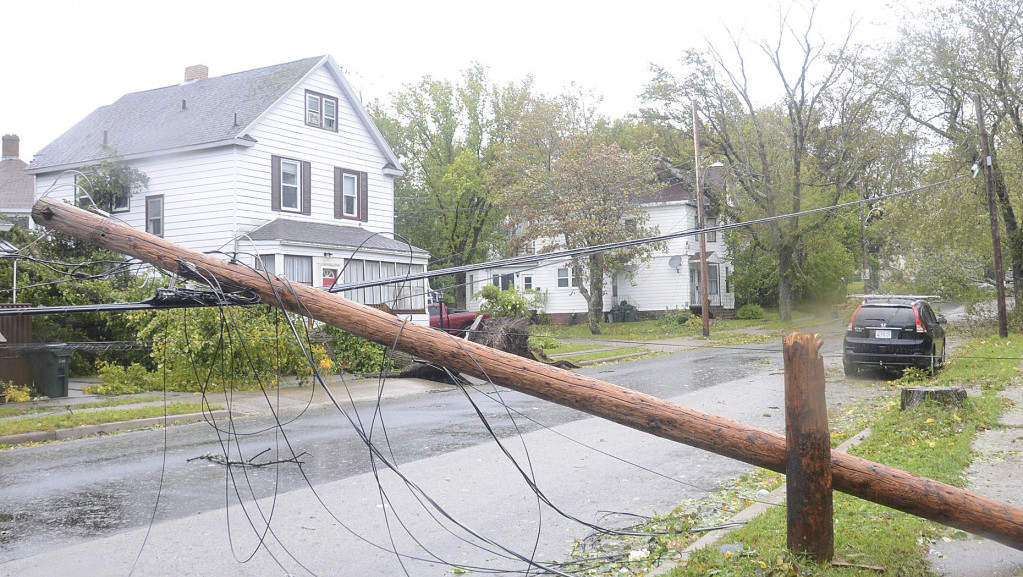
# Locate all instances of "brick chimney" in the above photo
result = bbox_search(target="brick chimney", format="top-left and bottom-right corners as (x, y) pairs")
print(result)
(184, 64), (208, 82)
(1, 134), (18, 160)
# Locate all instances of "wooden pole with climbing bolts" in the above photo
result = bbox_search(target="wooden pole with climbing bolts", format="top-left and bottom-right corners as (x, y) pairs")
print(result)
(31, 197), (1023, 552)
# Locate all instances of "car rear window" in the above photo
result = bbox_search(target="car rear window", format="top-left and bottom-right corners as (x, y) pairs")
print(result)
(853, 305), (916, 328)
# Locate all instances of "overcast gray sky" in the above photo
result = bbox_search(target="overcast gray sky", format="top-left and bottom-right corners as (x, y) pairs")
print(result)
(1, 0), (895, 160)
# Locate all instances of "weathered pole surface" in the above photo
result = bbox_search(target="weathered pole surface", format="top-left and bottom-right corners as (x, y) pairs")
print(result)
(784, 333), (833, 561)
(692, 101), (711, 337)
(32, 197), (1023, 551)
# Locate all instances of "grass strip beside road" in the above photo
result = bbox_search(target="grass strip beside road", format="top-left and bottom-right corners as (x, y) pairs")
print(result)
(557, 347), (651, 363)
(0, 395), (164, 418)
(0, 402), (217, 437)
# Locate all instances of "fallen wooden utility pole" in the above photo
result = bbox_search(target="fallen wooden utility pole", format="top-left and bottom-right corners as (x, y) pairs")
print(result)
(32, 197), (1023, 551)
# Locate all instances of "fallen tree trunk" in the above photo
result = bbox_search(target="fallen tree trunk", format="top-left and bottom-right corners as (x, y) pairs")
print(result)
(32, 197), (1023, 551)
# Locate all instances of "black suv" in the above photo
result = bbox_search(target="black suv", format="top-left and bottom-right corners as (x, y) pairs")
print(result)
(843, 297), (946, 376)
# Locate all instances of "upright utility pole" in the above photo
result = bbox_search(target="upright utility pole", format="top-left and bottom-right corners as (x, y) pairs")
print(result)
(975, 95), (1009, 338)
(692, 102), (711, 337)
(859, 183), (868, 293)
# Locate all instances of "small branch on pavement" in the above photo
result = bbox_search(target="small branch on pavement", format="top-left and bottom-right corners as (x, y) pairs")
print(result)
(187, 448), (308, 468)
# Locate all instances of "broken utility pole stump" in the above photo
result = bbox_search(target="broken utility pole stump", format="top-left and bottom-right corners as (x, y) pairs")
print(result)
(783, 332), (833, 563)
(900, 386), (968, 411)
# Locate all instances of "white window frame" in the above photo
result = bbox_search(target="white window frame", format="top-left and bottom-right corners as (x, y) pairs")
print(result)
(342, 172), (358, 217)
(305, 90), (338, 131)
(706, 217), (717, 243)
(707, 263), (720, 295)
(280, 158), (301, 212)
(523, 275), (533, 290)
(112, 185), (130, 213)
(306, 93), (321, 126)
(323, 98), (337, 130)
(557, 268), (571, 288)
(146, 195), (163, 237)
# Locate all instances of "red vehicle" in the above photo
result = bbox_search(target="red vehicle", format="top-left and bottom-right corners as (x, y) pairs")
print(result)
(428, 303), (489, 335)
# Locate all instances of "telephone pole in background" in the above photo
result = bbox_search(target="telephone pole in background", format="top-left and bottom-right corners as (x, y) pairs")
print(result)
(693, 102), (711, 337)
(975, 95), (1008, 338)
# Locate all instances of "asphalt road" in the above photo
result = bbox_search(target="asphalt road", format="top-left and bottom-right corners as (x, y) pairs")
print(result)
(0, 340), (791, 575)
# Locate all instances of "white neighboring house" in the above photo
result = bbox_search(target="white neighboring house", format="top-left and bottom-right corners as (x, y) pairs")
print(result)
(467, 173), (735, 323)
(27, 56), (429, 320)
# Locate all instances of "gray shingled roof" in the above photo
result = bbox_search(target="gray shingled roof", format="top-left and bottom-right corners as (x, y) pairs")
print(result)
(248, 218), (428, 256)
(28, 57), (324, 171)
(0, 158), (33, 210)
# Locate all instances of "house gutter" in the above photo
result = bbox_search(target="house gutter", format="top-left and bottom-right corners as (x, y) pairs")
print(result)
(26, 137), (258, 175)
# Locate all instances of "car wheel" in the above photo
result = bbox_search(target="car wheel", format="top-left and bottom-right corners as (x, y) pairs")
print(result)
(843, 357), (858, 377)
(938, 342), (946, 367)
(928, 345), (938, 376)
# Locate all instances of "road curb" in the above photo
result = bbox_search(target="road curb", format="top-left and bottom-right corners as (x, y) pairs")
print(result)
(0, 410), (232, 447)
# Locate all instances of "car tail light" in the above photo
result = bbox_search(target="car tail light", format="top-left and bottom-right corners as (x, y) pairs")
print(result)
(847, 304), (862, 331)
(912, 305), (926, 333)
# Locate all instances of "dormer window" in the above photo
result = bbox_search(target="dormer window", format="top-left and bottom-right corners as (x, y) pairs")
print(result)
(305, 90), (338, 131)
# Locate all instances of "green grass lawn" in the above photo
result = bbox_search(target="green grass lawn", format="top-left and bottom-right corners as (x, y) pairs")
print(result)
(531, 317), (771, 341)
(0, 402), (218, 437)
(0, 395), (163, 418)
(555, 347), (652, 363)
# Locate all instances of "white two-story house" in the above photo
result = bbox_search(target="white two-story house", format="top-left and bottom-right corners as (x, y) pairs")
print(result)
(27, 56), (428, 318)
(467, 167), (735, 323)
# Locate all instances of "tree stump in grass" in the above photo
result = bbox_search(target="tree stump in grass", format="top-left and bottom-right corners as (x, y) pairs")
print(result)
(900, 386), (967, 411)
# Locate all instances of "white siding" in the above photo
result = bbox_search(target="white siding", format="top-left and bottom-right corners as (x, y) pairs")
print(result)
(237, 66), (394, 236)
(33, 62), (402, 262)
(467, 201), (735, 317)
(35, 150), (242, 255)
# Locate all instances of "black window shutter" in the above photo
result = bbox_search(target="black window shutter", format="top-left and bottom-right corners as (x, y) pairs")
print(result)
(333, 167), (342, 219)
(301, 161), (312, 215)
(359, 171), (368, 222)
(270, 155), (281, 211)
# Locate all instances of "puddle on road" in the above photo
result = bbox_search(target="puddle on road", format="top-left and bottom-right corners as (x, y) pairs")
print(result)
(48, 487), (130, 536)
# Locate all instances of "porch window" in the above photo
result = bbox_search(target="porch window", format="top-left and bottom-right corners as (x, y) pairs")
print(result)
(255, 254), (276, 275)
(283, 255), (313, 285)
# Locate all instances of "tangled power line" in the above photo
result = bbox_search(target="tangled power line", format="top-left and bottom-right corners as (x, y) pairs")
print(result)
(1, 166), (999, 574)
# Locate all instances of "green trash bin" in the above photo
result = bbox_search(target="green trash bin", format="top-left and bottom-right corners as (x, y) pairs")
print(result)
(28, 345), (71, 398)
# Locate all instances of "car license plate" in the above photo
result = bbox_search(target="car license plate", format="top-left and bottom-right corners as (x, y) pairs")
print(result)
(875, 329), (892, 339)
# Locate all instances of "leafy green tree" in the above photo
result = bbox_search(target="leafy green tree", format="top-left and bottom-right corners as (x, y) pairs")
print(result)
(0, 158), (152, 374)
(498, 94), (662, 334)
(879, 0), (1023, 303)
(369, 65), (531, 308)
(475, 285), (542, 318)
(74, 157), (150, 212)
(0, 225), (151, 374)
(643, 2), (895, 319)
